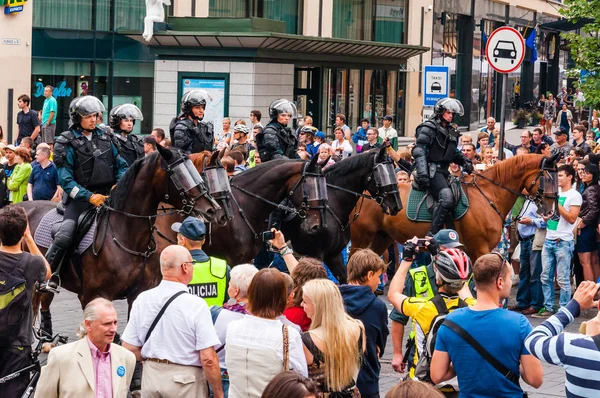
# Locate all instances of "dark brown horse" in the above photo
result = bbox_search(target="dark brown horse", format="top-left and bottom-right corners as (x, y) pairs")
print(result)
(21, 146), (222, 332)
(349, 154), (556, 262)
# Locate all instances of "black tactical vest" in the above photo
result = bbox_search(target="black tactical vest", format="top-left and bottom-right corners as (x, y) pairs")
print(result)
(68, 131), (116, 190)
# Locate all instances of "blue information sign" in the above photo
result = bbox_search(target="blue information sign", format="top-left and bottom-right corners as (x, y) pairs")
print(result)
(423, 65), (449, 107)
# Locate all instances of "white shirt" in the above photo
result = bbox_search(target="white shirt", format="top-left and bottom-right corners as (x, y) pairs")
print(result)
(378, 126), (398, 141)
(546, 187), (582, 242)
(122, 280), (220, 366)
(226, 315), (308, 377)
(331, 139), (353, 159)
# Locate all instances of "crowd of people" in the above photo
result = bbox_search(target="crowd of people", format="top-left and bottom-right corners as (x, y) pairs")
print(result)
(2, 86), (600, 398)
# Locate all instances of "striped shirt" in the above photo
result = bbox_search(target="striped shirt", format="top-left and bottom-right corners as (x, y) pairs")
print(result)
(525, 300), (600, 398)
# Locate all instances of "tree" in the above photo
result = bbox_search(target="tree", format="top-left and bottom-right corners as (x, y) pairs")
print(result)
(560, 0), (600, 108)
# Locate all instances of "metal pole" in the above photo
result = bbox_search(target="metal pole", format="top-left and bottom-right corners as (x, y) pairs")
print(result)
(498, 73), (507, 161)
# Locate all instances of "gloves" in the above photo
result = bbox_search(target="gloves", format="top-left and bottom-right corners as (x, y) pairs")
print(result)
(402, 241), (418, 261)
(427, 238), (440, 256)
(463, 161), (474, 174)
(89, 194), (108, 207)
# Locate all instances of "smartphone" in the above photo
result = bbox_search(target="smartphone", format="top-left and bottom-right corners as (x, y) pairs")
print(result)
(262, 231), (274, 242)
(594, 288), (600, 302)
(416, 238), (428, 247)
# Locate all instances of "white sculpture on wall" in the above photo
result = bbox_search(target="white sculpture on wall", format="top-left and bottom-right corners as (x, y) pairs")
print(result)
(143, 0), (171, 42)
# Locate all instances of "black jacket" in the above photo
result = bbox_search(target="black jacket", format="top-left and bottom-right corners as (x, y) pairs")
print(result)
(256, 120), (299, 162)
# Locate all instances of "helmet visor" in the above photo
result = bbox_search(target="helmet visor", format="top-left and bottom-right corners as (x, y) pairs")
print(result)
(73, 96), (106, 117)
(183, 90), (213, 106)
(440, 98), (464, 116)
(204, 167), (231, 195)
(171, 160), (205, 193)
(302, 175), (328, 201)
(111, 104), (143, 121)
(274, 101), (298, 118)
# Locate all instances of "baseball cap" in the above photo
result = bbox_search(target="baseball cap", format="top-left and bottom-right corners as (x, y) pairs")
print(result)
(143, 136), (157, 145)
(315, 131), (326, 139)
(5, 144), (16, 152)
(171, 217), (206, 241)
(433, 229), (464, 249)
(383, 115), (393, 121)
(554, 127), (569, 137)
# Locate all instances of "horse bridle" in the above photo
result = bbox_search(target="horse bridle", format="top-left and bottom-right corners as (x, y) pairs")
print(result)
(201, 157), (234, 221)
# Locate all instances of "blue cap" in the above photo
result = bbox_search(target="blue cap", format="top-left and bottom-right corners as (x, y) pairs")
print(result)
(171, 217), (206, 241)
(315, 131), (325, 139)
(433, 229), (463, 249)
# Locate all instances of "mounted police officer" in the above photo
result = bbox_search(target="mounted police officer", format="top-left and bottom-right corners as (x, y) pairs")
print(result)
(171, 90), (214, 154)
(109, 103), (144, 166)
(46, 96), (128, 270)
(412, 98), (474, 237)
(256, 99), (299, 162)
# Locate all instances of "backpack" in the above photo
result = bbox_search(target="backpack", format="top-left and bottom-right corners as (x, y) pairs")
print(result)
(0, 259), (29, 345)
(413, 294), (468, 382)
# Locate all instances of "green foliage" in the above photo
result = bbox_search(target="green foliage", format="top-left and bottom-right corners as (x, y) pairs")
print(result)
(560, 0), (600, 107)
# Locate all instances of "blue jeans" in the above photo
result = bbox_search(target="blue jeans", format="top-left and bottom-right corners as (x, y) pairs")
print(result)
(541, 239), (574, 312)
(516, 238), (543, 309)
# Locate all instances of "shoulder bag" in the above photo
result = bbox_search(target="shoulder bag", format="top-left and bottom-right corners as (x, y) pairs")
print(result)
(143, 290), (187, 344)
(282, 324), (289, 371)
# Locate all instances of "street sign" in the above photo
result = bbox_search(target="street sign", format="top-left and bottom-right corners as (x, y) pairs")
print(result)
(1, 38), (20, 45)
(485, 26), (525, 74)
(423, 65), (449, 107)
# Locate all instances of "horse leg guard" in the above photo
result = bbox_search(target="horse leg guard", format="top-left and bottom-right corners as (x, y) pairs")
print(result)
(40, 310), (53, 336)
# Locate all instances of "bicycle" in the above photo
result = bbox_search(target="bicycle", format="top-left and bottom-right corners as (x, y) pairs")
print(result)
(0, 328), (68, 398)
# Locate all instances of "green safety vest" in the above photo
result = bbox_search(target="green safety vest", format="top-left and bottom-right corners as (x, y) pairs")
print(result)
(409, 266), (435, 300)
(247, 149), (257, 168)
(188, 257), (227, 307)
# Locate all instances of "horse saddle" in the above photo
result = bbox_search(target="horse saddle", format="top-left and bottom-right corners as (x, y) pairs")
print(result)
(34, 205), (97, 254)
(406, 177), (470, 222)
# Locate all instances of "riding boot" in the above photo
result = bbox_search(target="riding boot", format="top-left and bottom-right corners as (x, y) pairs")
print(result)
(40, 310), (53, 336)
(45, 219), (77, 272)
(428, 206), (450, 237)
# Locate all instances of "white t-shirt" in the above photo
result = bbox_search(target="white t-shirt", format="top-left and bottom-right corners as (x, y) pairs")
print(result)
(545, 187), (582, 242)
(331, 139), (353, 159)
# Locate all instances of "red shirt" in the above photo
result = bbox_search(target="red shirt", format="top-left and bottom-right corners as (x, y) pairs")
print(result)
(284, 306), (311, 332)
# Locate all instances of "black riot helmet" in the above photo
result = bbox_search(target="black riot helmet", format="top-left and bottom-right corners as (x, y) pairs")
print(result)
(69, 96), (106, 127)
(108, 103), (144, 131)
(181, 90), (212, 120)
(268, 99), (298, 120)
(433, 98), (464, 122)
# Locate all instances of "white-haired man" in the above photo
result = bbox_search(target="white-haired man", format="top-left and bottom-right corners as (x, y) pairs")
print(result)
(35, 298), (136, 398)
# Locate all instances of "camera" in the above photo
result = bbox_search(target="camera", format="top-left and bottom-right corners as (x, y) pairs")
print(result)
(262, 231), (274, 242)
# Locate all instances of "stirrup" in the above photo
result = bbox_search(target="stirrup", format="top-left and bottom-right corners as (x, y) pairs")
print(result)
(36, 275), (61, 294)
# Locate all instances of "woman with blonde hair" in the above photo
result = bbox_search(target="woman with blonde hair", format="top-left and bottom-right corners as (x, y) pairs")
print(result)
(301, 279), (365, 397)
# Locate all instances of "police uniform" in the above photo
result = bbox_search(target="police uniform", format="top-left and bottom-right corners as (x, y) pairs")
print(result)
(116, 133), (144, 166)
(171, 116), (214, 154)
(256, 121), (299, 162)
(188, 250), (230, 307)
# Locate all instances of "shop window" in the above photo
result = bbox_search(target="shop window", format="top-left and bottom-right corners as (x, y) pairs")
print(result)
(363, 70), (373, 121)
(34, 0), (93, 30)
(374, 0), (406, 44)
(348, 70), (361, 132)
(115, 0), (147, 31)
(209, 0), (248, 17)
(208, 0), (301, 33)
(332, 0), (371, 41)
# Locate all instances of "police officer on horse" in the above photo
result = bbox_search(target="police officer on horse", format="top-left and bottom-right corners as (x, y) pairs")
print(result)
(412, 98), (474, 237)
(45, 96), (128, 269)
(171, 90), (214, 154)
(109, 103), (144, 166)
(256, 99), (299, 162)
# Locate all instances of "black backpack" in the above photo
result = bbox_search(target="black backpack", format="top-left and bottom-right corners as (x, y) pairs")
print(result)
(413, 294), (468, 382)
(0, 260), (29, 345)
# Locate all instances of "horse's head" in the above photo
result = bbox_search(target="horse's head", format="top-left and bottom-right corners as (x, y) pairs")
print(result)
(156, 144), (221, 221)
(366, 146), (403, 216)
(200, 151), (233, 226)
(286, 155), (327, 234)
(535, 152), (562, 217)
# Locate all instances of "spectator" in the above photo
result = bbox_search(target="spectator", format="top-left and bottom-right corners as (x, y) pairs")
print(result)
(41, 86), (58, 144)
(516, 146), (530, 156)
(353, 118), (370, 153)
(572, 125), (591, 155)
(284, 257), (328, 332)
(335, 113), (352, 142)
(378, 115), (398, 150)
(510, 200), (546, 315)
(217, 117), (233, 145)
(7, 147), (33, 204)
(396, 170), (409, 185)
(530, 127), (554, 153)
(534, 165), (582, 318)
(316, 144), (336, 170)
(314, 131), (326, 146)
(536, 142), (551, 157)
(362, 127), (382, 151)
(27, 146), (59, 201)
(461, 143), (477, 163)
(481, 145), (495, 168)
(35, 298), (136, 398)
(16, 94), (41, 146)
(171, 216), (230, 306)
(506, 130), (532, 155)
(162, 138), (172, 147)
(556, 103), (573, 135)
(296, 116), (313, 137)
(331, 126), (353, 159)
(250, 109), (263, 140)
(479, 117), (497, 149)
(1, 145), (17, 205)
(543, 94), (557, 136)
(525, 281), (600, 398)
(230, 150), (248, 175)
(121, 245), (224, 397)
(226, 268), (308, 396)
(261, 371), (318, 398)
(476, 132), (489, 153)
(0, 125), (4, 143)
(0, 206), (50, 397)
(297, 126), (319, 158)
(431, 253), (543, 396)
(574, 164), (600, 281)
(551, 127), (572, 159)
(340, 249), (389, 398)
(253, 150), (262, 167)
(221, 156), (235, 177)
(459, 133), (473, 150)
(231, 124), (255, 156)
(211, 263), (259, 396)
(385, 380), (444, 398)
(151, 128), (166, 146)
(557, 87), (568, 106)
(590, 119), (600, 139)
(302, 279), (365, 396)
(143, 135), (156, 156)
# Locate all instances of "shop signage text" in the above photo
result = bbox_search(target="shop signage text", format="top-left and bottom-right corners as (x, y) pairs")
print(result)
(1, 38), (20, 45)
(376, 5), (404, 20)
(34, 81), (73, 98)
(3, 0), (27, 15)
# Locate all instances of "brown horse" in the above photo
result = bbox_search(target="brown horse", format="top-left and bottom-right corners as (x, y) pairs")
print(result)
(349, 154), (554, 261)
(21, 146), (222, 334)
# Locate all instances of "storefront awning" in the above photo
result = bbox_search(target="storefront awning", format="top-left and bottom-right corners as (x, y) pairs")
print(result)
(124, 31), (428, 65)
(539, 18), (593, 32)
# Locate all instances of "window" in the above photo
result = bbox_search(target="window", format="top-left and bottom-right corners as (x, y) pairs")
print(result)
(261, 0), (300, 34)
(374, 0), (406, 44)
(209, 0), (248, 17)
(332, 0), (370, 40)
(34, 0), (93, 30)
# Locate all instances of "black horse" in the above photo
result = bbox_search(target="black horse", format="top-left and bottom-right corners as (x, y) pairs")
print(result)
(282, 146), (402, 283)
(21, 145), (222, 333)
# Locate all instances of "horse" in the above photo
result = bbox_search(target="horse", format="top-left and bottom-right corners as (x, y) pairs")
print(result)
(349, 154), (558, 262)
(21, 145), (222, 334)
(282, 146), (403, 283)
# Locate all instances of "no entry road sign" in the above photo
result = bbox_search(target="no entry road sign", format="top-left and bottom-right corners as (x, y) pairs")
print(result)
(485, 26), (525, 74)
